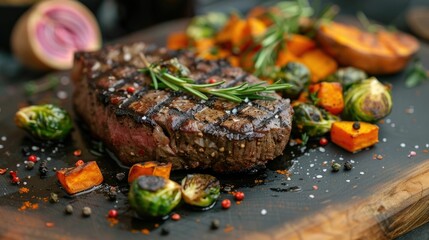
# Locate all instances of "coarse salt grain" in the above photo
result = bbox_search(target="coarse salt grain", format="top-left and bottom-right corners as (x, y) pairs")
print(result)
(0, 145), (3, 149)
(400, 143), (406, 148)
(346, 179), (351, 183)
(1, 136), (6, 141)
(309, 195), (315, 199)
(318, 147), (326, 153)
(316, 175), (323, 179)
(415, 145), (419, 149)
(360, 172), (365, 175)
(261, 209), (267, 215)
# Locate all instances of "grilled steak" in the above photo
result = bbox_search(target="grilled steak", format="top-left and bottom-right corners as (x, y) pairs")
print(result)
(71, 42), (293, 172)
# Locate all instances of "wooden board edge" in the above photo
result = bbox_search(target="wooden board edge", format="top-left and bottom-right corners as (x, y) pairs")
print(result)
(244, 158), (429, 240)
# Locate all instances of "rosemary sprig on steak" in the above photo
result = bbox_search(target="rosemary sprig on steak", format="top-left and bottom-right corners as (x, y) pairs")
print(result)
(139, 56), (290, 103)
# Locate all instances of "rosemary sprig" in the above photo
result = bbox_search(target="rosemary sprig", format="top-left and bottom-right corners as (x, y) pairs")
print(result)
(405, 58), (428, 88)
(139, 55), (291, 103)
(253, 0), (313, 77)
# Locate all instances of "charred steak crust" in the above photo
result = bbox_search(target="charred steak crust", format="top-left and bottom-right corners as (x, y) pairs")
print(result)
(72, 42), (293, 172)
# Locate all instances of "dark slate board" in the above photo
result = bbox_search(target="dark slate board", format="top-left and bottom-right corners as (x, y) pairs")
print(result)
(1, 20), (429, 240)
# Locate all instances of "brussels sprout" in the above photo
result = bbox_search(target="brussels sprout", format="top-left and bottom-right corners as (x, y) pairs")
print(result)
(15, 104), (72, 140)
(128, 176), (181, 218)
(292, 103), (339, 137)
(325, 67), (367, 90)
(186, 12), (228, 40)
(276, 62), (310, 99)
(181, 174), (220, 208)
(342, 77), (392, 123)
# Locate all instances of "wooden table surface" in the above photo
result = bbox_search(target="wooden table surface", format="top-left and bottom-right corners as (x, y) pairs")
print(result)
(1, 19), (429, 240)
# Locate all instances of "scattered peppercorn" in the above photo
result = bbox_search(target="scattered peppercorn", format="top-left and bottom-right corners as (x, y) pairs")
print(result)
(82, 207), (92, 217)
(28, 155), (37, 162)
(331, 162), (341, 172)
(344, 161), (353, 171)
(126, 86), (135, 94)
(10, 170), (16, 177)
(208, 78), (217, 84)
(116, 172), (126, 181)
(73, 149), (82, 157)
(234, 192), (245, 201)
(49, 192), (59, 203)
(65, 204), (73, 214)
(171, 213), (181, 221)
(221, 199), (231, 209)
(26, 161), (35, 170)
(39, 160), (48, 177)
(108, 187), (118, 201)
(75, 160), (84, 167)
(108, 209), (118, 218)
(353, 121), (360, 130)
(161, 227), (170, 235)
(211, 219), (220, 230)
(12, 176), (20, 184)
(319, 137), (328, 146)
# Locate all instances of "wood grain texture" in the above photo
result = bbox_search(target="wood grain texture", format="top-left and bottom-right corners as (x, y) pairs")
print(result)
(246, 158), (429, 240)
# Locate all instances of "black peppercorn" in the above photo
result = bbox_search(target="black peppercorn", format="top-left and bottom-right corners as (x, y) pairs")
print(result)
(331, 162), (341, 172)
(39, 160), (48, 177)
(161, 227), (170, 235)
(352, 121), (360, 130)
(344, 161), (353, 171)
(211, 219), (220, 230)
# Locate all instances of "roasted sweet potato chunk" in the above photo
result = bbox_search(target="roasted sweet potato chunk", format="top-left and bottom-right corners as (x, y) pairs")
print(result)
(56, 161), (104, 194)
(330, 121), (379, 152)
(128, 161), (172, 183)
(317, 22), (419, 74)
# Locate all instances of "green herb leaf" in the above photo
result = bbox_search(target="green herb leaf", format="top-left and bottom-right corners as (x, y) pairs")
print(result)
(405, 59), (428, 88)
(139, 56), (291, 102)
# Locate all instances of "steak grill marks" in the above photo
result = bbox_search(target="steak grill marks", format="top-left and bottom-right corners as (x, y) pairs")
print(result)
(82, 44), (289, 141)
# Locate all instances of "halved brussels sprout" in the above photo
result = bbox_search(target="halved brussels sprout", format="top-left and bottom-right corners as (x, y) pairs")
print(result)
(128, 175), (181, 218)
(292, 103), (339, 137)
(186, 12), (228, 40)
(15, 104), (72, 140)
(276, 62), (310, 99)
(325, 67), (367, 90)
(342, 77), (392, 123)
(181, 174), (220, 208)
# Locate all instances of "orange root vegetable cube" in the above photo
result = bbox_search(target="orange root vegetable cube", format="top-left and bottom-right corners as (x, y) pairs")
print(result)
(167, 32), (189, 50)
(298, 49), (338, 82)
(56, 161), (103, 194)
(276, 49), (298, 67)
(128, 161), (172, 183)
(309, 82), (344, 115)
(287, 34), (316, 57)
(331, 121), (379, 153)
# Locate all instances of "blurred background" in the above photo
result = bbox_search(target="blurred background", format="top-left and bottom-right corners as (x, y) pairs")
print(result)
(0, 0), (428, 82)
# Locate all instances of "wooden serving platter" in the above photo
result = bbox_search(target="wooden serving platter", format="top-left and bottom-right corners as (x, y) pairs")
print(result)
(0, 19), (429, 240)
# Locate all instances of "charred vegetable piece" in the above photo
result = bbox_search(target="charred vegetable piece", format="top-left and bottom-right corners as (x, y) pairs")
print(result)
(56, 161), (104, 195)
(15, 104), (72, 140)
(309, 82), (344, 115)
(276, 62), (310, 99)
(342, 77), (392, 123)
(325, 67), (367, 90)
(181, 174), (220, 208)
(128, 161), (172, 183)
(331, 121), (379, 152)
(186, 12), (228, 40)
(292, 103), (339, 137)
(128, 176), (181, 218)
